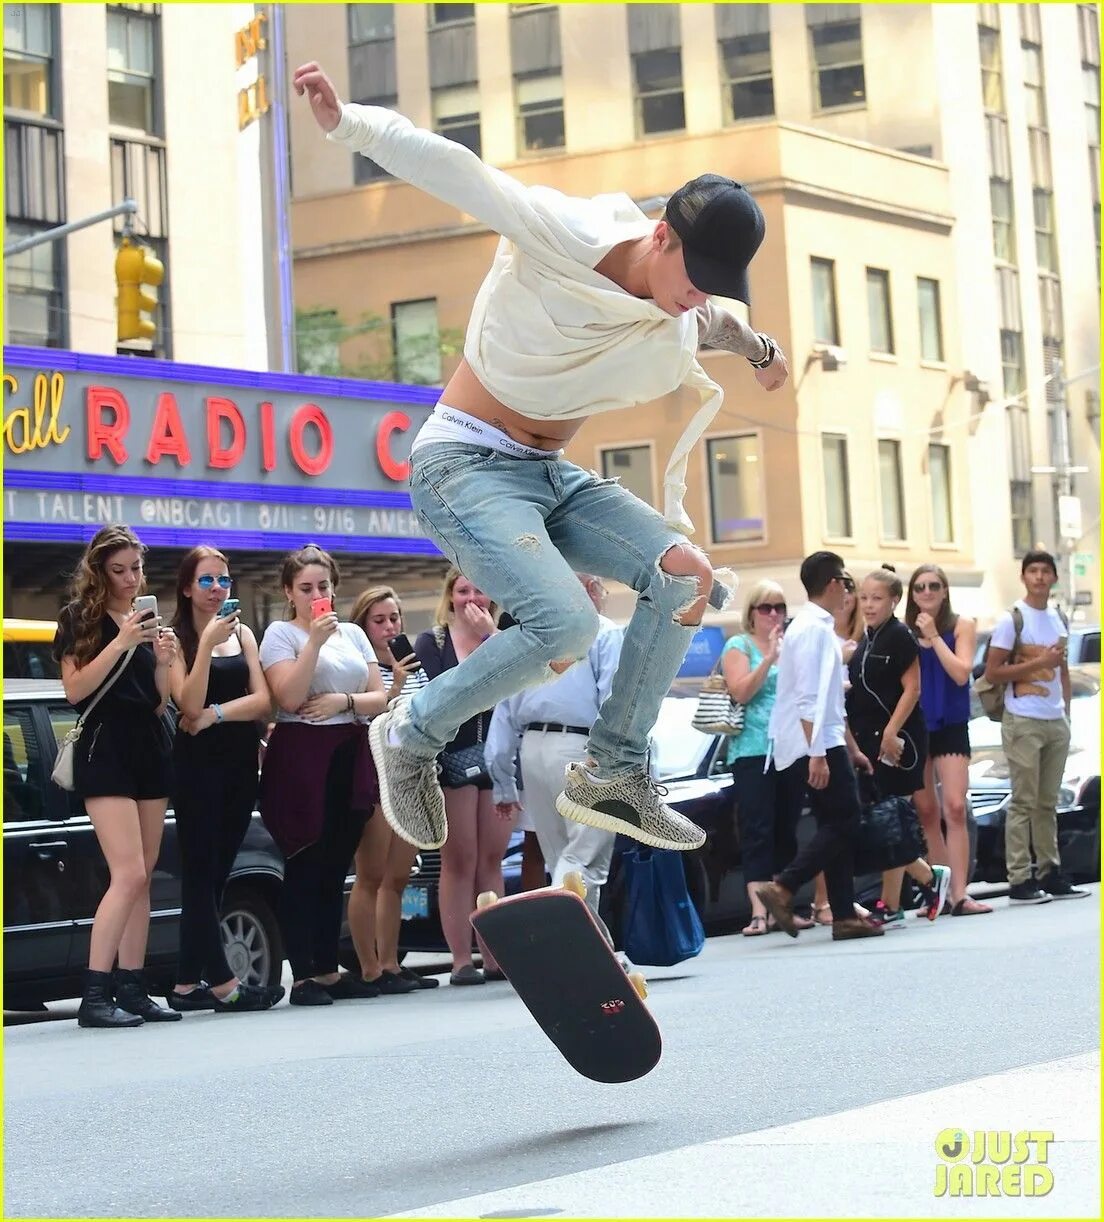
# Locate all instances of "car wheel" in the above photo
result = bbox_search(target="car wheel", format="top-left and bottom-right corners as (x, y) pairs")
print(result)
(220, 887), (284, 988)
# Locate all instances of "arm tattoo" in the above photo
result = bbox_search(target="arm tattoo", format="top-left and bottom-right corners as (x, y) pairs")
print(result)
(696, 305), (769, 361)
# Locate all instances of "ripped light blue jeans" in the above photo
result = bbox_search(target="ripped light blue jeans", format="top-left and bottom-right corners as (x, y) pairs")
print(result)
(402, 442), (735, 777)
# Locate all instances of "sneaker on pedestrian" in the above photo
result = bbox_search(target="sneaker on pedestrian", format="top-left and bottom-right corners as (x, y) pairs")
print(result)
(556, 762), (705, 851)
(289, 979), (334, 1006)
(449, 964), (485, 986)
(1038, 870), (1090, 900)
(368, 704), (447, 851)
(399, 966), (440, 990)
(211, 982), (285, 1012)
(831, 916), (886, 941)
(755, 881), (798, 937)
(166, 983), (218, 1012)
(323, 973), (381, 1000)
(1007, 880), (1053, 905)
(918, 864), (952, 921)
(867, 900), (905, 928)
(369, 969), (420, 995)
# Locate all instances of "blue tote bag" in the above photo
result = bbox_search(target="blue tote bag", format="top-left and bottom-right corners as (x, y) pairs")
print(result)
(621, 847), (705, 967)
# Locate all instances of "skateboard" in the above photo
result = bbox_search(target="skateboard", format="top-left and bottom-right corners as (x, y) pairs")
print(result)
(470, 873), (662, 1083)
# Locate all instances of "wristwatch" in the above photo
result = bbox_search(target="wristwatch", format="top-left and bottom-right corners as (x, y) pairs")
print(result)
(749, 333), (776, 369)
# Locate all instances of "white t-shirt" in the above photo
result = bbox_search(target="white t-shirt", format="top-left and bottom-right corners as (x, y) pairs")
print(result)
(990, 601), (1067, 721)
(259, 620), (379, 725)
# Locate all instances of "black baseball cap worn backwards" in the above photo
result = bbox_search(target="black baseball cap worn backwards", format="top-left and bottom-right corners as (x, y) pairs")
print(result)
(665, 173), (766, 305)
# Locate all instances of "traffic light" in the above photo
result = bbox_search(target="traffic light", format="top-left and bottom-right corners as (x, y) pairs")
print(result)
(115, 237), (164, 342)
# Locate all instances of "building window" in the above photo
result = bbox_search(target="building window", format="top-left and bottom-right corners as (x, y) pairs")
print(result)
(1009, 481), (1034, 557)
(720, 32), (774, 122)
(1039, 274), (1063, 343)
(917, 278), (944, 362)
(110, 137), (170, 356)
(866, 268), (893, 355)
(392, 298), (441, 385)
(990, 178), (1015, 264)
(352, 95), (395, 183)
(1082, 6), (1101, 283)
(1006, 399), (1033, 556)
(811, 257), (840, 346)
(1001, 329), (1025, 398)
(432, 84), (481, 157)
(3, 3), (54, 116)
(706, 434), (764, 544)
(928, 443), (954, 544)
(632, 48), (685, 135)
(821, 434), (852, 538)
(515, 73), (564, 153)
(978, 26), (1004, 113)
(348, 3), (394, 43)
(1033, 188), (1057, 273)
(808, 8), (865, 110)
(4, 220), (64, 347)
(106, 7), (158, 134)
(601, 445), (653, 507)
(877, 439), (906, 542)
(429, 3), (474, 26)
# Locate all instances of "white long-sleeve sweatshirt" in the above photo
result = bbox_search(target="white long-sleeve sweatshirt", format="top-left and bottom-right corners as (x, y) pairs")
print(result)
(327, 103), (763, 534)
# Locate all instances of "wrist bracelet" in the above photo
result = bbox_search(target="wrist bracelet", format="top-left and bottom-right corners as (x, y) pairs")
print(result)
(749, 333), (775, 369)
(212, 703), (224, 723)
(346, 692), (355, 713)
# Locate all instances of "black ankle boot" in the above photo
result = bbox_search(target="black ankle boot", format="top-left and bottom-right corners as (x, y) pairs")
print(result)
(77, 969), (144, 1029)
(113, 968), (182, 1022)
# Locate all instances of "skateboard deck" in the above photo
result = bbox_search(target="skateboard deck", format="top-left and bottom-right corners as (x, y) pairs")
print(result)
(470, 884), (662, 1083)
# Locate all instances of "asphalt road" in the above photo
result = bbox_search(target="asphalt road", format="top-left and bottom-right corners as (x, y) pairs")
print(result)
(4, 890), (1098, 1218)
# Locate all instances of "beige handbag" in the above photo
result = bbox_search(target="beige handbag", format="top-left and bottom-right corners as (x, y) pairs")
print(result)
(51, 647), (136, 791)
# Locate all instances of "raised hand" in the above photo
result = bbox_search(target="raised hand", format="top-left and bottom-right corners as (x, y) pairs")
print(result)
(292, 62), (343, 133)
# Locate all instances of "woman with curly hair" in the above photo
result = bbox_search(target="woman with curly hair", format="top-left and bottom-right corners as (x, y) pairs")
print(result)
(52, 525), (180, 1028)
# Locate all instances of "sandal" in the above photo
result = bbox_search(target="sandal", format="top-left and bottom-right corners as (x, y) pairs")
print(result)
(742, 915), (769, 936)
(951, 897), (993, 916)
(813, 903), (833, 926)
(792, 913), (815, 931)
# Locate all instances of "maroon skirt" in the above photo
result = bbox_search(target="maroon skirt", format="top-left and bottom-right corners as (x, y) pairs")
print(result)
(258, 721), (379, 858)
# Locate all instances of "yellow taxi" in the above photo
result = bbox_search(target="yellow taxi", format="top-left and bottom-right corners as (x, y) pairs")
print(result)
(3, 618), (60, 679)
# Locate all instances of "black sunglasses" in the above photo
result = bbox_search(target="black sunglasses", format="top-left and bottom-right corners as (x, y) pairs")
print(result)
(834, 575), (856, 593)
(753, 602), (787, 615)
(913, 580), (944, 594)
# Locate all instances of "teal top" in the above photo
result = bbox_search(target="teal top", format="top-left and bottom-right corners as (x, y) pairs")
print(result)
(722, 634), (776, 763)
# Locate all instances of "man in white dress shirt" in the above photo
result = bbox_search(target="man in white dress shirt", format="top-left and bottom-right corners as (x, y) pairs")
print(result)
(486, 575), (622, 919)
(757, 552), (884, 942)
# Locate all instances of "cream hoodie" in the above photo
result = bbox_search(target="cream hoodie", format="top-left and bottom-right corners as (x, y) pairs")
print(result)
(328, 104), (761, 534)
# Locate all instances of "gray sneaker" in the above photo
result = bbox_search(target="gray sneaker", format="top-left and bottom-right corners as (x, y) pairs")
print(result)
(555, 762), (706, 851)
(368, 706), (447, 850)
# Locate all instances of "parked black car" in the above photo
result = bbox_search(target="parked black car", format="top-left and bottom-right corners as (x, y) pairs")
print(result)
(2, 679), (330, 1009)
(395, 683), (979, 955)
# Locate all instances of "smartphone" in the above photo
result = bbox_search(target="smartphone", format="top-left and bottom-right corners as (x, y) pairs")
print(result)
(879, 735), (905, 767)
(132, 594), (159, 625)
(310, 596), (333, 620)
(389, 633), (421, 669)
(217, 598), (241, 619)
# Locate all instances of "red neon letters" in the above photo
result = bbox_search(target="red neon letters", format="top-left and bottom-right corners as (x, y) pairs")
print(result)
(83, 385), (411, 481)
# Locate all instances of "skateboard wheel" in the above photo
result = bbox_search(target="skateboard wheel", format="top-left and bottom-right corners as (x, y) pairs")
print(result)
(476, 891), (498, 909)
(628, 972), (648, 1000)
(562, 871), (587, 899)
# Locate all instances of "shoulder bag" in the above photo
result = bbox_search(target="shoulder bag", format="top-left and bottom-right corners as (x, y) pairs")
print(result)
(51, 646), (137, 791)
(691, 653), (745, 737)
(431, 624), (492, 787)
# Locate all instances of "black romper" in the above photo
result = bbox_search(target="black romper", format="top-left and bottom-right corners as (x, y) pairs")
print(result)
(846, 617), (928, 799)
(52, 607), (173, 801)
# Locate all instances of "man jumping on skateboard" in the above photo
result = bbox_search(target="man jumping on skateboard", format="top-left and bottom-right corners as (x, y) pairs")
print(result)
(294, 61), (789, 855)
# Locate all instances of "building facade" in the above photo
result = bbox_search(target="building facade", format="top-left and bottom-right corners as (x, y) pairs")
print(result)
(3, 3), (450, 624)
(286, 2), (1101, 625)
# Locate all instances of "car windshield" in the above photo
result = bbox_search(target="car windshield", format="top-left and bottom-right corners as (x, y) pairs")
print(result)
(651, 696), (714, 781)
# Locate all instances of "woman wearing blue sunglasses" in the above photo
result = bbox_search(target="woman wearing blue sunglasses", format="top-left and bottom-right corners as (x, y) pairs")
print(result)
(166, 546), (283, 1012)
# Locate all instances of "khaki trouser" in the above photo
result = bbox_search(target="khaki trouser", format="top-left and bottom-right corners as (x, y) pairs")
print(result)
(1001, 711), (1070, 884)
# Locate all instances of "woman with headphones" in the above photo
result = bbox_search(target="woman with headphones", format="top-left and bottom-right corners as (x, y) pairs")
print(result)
(846, 567), (949, 925)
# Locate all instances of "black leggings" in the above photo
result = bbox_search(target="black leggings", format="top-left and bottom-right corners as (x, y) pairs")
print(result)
(174, 747), (257, 987)
(280, 737), (369, 981)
